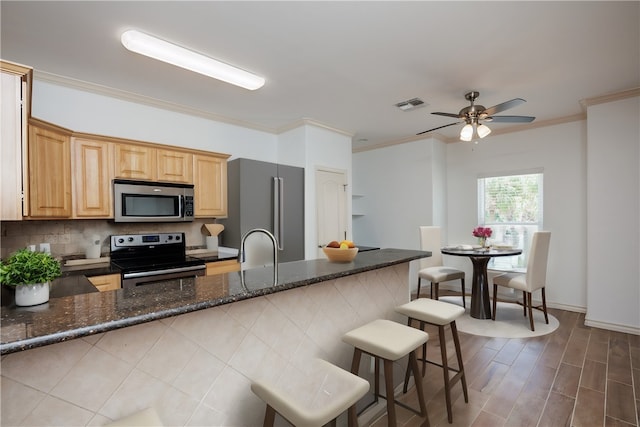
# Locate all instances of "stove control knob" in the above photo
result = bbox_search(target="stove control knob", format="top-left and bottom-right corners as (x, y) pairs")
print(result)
(128, 237), (134, 242)
(117, 238), (124, 244)
(167, 235), (173, 240)
(175, 235), (181, 241)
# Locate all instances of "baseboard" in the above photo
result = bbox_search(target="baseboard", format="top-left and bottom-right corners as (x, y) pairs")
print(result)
(584, 318), (640, 335)
(546, 302), (586, 313)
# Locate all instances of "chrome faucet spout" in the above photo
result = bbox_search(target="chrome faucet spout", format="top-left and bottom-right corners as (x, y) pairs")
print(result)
(239, 228), (278, 286)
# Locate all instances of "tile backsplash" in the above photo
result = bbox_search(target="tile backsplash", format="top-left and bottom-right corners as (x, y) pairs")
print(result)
(0, 219), (217, 259)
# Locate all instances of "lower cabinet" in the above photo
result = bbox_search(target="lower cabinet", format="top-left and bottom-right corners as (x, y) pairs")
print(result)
(206, 260), (240, 276)
(87, 274), (121, 292)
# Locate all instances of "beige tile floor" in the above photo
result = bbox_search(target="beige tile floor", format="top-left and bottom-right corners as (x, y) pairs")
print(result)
(366, 303), (639, 427)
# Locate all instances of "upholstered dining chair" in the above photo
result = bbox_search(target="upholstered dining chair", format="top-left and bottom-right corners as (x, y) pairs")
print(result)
(492, 231), (551, 331)
(417, 226), (466, 307)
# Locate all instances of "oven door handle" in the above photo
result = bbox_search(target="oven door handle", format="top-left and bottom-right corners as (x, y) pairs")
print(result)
(122, 264), (206, 279)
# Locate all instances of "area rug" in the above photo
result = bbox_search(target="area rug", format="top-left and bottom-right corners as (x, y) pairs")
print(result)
(438, 296), (559, 339)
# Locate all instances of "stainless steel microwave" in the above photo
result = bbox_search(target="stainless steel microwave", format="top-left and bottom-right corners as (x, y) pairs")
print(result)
(113, 179), (195, 223)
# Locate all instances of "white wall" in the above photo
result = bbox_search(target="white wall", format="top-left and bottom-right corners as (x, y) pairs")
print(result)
(352, 137), (447, 249)
(354, 120), (588, 310)
(446, 121), (588, 311)
(585, 96), (640, 333)
(302, 125), (353, 256)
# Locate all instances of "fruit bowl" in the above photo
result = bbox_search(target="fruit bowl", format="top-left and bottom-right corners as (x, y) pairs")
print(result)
(323, 247), (359, 262)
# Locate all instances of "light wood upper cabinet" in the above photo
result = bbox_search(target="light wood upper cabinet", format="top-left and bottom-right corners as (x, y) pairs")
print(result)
(194, 154), (228, 218)
(72, 138), (113, 218)
(27, 123), (72, 218)
(157, 149), (193, 183)
(114, 143), (156, 180)
(1, 62), (31, 220)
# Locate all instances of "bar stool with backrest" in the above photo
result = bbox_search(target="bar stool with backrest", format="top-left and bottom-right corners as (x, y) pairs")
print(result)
(417, 226), (466, 307)
(342, 319), (430, 427)
(395, 298), (469, 424)
(251, 358), (370, 427)
(492, 231), (551, 331)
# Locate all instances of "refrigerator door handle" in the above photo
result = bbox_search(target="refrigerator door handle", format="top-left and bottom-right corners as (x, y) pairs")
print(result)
(273, 177), (279, 247)
(278, 177), (284, 250)
(273, 177), (284, 251)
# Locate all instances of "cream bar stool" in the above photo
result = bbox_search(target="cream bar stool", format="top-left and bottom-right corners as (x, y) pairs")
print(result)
(251, 358), (369, 427)
(396, 298), (468, 424)
(342, 319), (430, 427)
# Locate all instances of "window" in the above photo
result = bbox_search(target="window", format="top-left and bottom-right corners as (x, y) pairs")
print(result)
(478, 171), (543, 270)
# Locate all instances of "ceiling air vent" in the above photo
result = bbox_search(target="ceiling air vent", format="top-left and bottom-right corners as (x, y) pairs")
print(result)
(394, 97), (427, 111)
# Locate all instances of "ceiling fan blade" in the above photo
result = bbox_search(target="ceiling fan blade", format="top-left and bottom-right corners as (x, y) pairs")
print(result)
(416, 121), (463, 135)
(482, 98), (526, 116)
(431, 112), (462, 119)
(485, 115), (536, 123)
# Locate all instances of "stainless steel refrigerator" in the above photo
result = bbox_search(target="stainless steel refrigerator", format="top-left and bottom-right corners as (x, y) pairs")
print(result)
(219, 158), (305, 263)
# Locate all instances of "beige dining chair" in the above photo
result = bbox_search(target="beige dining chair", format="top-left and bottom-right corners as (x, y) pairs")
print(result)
(417, 226), (466, 307)
(492, 231), (551, 331)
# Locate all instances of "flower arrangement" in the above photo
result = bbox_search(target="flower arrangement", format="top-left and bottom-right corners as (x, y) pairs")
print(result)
(472, 226), (492, 247)
(472, 226), (493, 239)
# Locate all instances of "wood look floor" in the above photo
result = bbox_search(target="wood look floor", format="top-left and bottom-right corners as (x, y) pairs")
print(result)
(367, 299), (640, 427)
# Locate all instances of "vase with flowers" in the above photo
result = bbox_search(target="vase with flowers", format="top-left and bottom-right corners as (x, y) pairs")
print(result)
(472, 226), (493, 248)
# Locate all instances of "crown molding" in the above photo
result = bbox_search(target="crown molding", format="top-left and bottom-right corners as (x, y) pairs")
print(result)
(277, 118), (353, 138)
(580, 87), (640, 108)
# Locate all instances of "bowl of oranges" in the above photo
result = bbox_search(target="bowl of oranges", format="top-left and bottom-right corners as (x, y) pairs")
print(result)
(322, 240), (359, 262)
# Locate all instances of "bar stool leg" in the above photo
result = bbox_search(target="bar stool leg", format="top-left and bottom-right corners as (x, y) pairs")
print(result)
(263, 405), (276, 427)
(438, 325), (454, 423)
(451, 322), (469, 403)
(409, 352), (429, 424)
(383, 359), (397, 427)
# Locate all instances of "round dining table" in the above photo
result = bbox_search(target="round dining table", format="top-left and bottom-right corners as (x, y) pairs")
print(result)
(441, 247), (522, 319)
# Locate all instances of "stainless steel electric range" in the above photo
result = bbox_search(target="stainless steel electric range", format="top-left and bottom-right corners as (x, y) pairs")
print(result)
(110, 232), (206, 289)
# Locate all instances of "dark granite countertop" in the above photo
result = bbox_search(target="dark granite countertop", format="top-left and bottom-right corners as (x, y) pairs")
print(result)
(0, 249), (429, 354)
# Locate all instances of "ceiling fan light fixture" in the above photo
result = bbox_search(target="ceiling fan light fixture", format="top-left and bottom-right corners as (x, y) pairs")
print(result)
(477, 123), (492, 139)
(460, 123), (474, 141)
(121, 29), (265, 90)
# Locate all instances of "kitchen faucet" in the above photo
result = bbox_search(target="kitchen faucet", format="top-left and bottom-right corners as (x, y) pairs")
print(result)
(239, 228), (278, 286)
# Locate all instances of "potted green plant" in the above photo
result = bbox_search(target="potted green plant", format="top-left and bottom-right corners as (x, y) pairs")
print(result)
(0, 248), (61, 306)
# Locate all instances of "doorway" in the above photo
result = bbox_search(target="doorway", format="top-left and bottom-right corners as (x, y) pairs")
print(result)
(316, 168), (348, 257)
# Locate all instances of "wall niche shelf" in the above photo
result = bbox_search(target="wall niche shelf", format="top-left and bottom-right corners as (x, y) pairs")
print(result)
(352, 194), (365, 217)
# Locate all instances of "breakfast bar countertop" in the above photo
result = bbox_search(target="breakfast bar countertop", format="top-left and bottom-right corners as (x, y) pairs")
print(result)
(0, 248), (430, 355)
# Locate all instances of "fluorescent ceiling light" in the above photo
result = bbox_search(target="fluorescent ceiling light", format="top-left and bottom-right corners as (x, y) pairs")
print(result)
(121, 30), (265, 90)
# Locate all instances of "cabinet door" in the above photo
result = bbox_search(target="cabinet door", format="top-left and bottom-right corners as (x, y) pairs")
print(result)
(194, 154), (227, 217)
(27, 125), (72, 217)
(88, 274), (121, 292)
(157, 149), (193, 183)
(0, 71), (25, 220)
(206, 260), (240, 275)
(72, 138), (113, 218)
(114, 143), (156, 180)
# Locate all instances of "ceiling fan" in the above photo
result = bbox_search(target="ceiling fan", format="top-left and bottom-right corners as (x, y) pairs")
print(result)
(418, 91), (535, 141)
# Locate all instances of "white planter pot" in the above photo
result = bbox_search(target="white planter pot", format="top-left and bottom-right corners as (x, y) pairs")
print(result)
(15, 282), (50, 306)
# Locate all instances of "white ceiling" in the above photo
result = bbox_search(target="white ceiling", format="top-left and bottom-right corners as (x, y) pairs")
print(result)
(2, 1), (638, 151)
